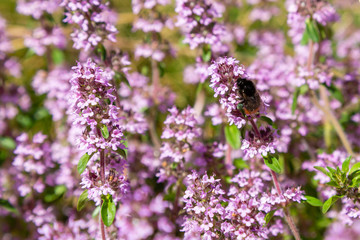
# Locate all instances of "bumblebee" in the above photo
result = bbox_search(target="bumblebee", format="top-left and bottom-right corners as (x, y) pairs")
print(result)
(236, 77), (262, 115)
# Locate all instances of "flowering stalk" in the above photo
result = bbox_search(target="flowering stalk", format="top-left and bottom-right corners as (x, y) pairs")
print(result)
(307, 40), (355, 156)
(209, 56), (303, 239)
(69, 59), (129, 238)
(251, 118), (302, 240)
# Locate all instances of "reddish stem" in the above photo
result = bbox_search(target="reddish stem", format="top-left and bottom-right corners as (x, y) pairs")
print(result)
(249, 118), (301, 240)
(99, 150), (106, 240)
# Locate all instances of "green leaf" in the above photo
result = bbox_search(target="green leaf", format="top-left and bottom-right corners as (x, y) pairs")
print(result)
(25, 48), (36, 58)
(92, 206), (101, 218)
(350, 162), (360, 174)
(314, 166), (330, 177)
(224, 125), (241, 149)
(116, 148), (127, 159)
(224, 176), (232, 184)
(306, 18), (320, 43)
(342, 156), (352, 173)
(300, 29), (309, 45)
(264, 209), (277, 226)
(51, 49), (65, 65)
(325, 84), (345, 104)
(259, 116), (277, 129)
(158, 62), (166, 77)
(202, 46), (212, 62)
(349, 169), (360, 180)
(262, 154), (282, 173)
(77, 153), (91, 174)
(96, 44), (107, 62)
(101, 196), (116, 227)
(101, 125), (109, 139)
(77, 189), (89, 211)
(326, 180), (339, 188)
(233, 158), (249, 169)
(322, 195), (343, 214)
(141, 65), (149, 76)
(299, 84), (309, 95)
(44, 185), (67, 202)
(327, 167), (336, 176)
(350, 177), (360, 188)
(305, 196), (323, 207)
(0, 199), (18, 214)
(0, 137), (16, 150)
(291, 87), (300, 115)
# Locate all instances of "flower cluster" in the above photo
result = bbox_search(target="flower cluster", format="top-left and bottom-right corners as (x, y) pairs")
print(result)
(80, 163), (129, 205)
(115, 186), (178, 239)
(132, 0), (175, 62)
(241, 126), (277, 158)
(17, 0), (61, 19)
(181, 171), (226, 239)
(69, 58), (130, 205)
(287, 0), (339, 44)
(208, 56), (248, 128)
(2, 0), (360, 239)
(0, 84), (30, 135)
(32, 67), (71, 121)
(61, 0), (118, 51)
(0, 16), (21, 78)
(24, 27), (66, 56)
(69, 58), (125, 155)
(132, 0), (173, 33)
(182, 170), (306, 239)
(175, 0), (225, 49)
(160, 106), (201, 163)
(12, 133), (53, 196)
(183, 57), (209, 84)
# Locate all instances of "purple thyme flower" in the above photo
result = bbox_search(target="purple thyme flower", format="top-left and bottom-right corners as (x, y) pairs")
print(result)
(160, 106), (201, 163)
(208, 56), (248, 128)
(183, 57), (209, 84)
(61, 0), (118, 51)
(181, 171), (226, 239)
(17, 0), (61, 19)
(12, 133), (54, 196)
(132, 0), (173, 33)
(0, 16), (21, 78)
(24, 27), (66, 56)
(286, 0), (339, 45)
(241, 126), (277, 158)
(80, 164), (129, 205)
(175, 0), (226, 49)
(32, 67), (72, 121)
(181, 170), (305, 239)
(69, 58), (125, 155)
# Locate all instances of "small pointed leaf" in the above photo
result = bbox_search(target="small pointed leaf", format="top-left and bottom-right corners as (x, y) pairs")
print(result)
(322, 195), (343, 214)
(101, 197), (116, 227)
(225, 125), (241, 149)
(342, 156), (352, 173)
(292, 87), (300, 115)
(77, 189), (89, 211)
(101, 125), (109, 139)
(264, 209), (277, 226)
(262, 154), (282, 174)
(0, 199), (18, 214)
(314, 166), (330, 177)
(77, 153), (91, 174)
(305, 196), (323, 207)
(350, 162), (360, 175)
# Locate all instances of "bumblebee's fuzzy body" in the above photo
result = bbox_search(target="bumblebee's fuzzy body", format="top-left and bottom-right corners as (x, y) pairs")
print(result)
(236, 78), (262, 115)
